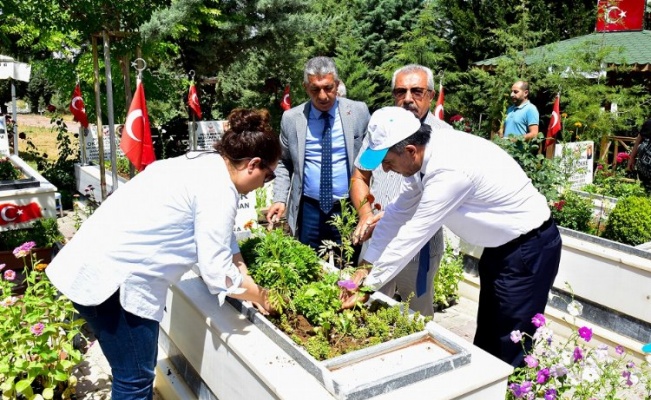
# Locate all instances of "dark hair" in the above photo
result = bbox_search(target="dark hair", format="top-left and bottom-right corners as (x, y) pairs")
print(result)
(214, 108), (281, 167)
(390, 123), (432, 154)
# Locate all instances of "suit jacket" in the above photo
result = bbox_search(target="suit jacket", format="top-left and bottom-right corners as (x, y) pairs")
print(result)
(273, 98), (370, 234)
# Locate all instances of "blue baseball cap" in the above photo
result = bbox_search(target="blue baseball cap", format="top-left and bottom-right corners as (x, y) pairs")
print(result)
(358, 107), (421, 170)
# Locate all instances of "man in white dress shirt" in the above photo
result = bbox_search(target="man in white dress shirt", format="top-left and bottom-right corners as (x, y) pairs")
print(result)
(342, 106), (562, 367)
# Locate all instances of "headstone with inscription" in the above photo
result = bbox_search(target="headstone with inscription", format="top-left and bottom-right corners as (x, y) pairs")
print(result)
(554, 141), (595, 189)
(79, 125), (125, 164)
(194, 121), (226, 151)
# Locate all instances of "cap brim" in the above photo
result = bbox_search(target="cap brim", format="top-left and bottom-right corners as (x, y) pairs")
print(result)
(358, 147), (389, 171)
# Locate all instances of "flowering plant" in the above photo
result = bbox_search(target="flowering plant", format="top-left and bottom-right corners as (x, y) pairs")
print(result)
(0, 157), (21, 181)
(0, 241), (85, 399)
(507, 303), (651, 399)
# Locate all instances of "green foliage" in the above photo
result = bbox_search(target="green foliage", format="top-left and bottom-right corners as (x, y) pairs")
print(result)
(602, 196), (651, 246)
(0, 157), (21, 181)
(550, 191), (594, 233)
(0, 218), (64, 251)
(318, 199), (358, 269)
(0, 244), (85, 399)
(433, 243), (464, 309)
(583, 163), (647, 199)
(293, 273), (342, 327)
(492, 135), (563, 201)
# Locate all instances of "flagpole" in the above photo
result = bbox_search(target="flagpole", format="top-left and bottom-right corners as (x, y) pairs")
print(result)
(76, 76), (89, 166)
(102, 30), (119, 193)
(91, 35), (108, 201)
(189, 70), (197, 151)
(545, 91), (561, 160)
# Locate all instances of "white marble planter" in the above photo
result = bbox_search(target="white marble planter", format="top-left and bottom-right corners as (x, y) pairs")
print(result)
(0, 155), (57, 231)
(157, 270), (513, 400)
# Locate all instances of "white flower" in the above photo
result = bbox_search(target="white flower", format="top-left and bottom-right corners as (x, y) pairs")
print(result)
(533, 326), (554, 343)
(581, 365), (600, 382)
(567, 300), (583, 317)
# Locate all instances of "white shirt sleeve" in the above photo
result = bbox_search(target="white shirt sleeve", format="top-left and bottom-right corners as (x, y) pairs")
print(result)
(363, 169), (474, 290)
(193, 182), (244, 296)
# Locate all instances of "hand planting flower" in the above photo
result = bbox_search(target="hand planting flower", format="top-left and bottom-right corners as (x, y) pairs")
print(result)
(507, 305), (651, 399)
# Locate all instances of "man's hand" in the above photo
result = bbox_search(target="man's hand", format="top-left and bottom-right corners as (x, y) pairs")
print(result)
(352, 211), (384, 245)
(266, 202), (286, 225)
(252, 288), (277, 316)
(340, 267), (371, 309)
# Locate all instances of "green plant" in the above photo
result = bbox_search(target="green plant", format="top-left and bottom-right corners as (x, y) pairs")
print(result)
(0, 218), (64, 251)
(318, 199), (359, 269)
(0, 241), (85, 399)
(492, 135), (563, 202)
(507, 300), (651, 399)
(583, 161), (647, 199)
(433, 243), (464, 309)
(550, 191), (594, 234)
(602, 196), (651, 246)
(0, 157), (21, 181)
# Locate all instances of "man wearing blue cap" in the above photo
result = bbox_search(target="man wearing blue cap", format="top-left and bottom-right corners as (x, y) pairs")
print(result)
(342, 106), (562, 367)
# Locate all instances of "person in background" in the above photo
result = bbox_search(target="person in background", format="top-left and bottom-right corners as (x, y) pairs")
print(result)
(337, 80), (347, 98)
(343, 107), (561, 367)
(267, 56), (370, 251)
(627, 117), (651, 190)
(46, 108), (280, 400)
(500, 80), (539, 141)
(350, 64), (449, 316)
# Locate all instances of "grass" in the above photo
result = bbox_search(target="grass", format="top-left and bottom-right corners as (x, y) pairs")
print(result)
(11, 115), (79, 167)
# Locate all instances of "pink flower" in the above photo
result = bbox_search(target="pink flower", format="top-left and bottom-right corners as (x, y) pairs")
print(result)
(573, 346), (583, 362)
(337, 280), (358, 291)
(536, 368), (550, 384)
(30, 322), (45, 336)
(0, 263), (5, 271)
(3, 270), (16, 281)
(578, 326), (593, 342)
(510, 330), (523, 343)
(532, 313), (546, 328)
(13, 241), (36, 258)
(524, 355), (539, 368)
(616, 345), (625, 355)
(0, 296), (18, 307)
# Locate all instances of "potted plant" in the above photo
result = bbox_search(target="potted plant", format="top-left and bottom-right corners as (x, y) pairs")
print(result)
(0, 218), (64, 294)
(0, 241), (85, 399)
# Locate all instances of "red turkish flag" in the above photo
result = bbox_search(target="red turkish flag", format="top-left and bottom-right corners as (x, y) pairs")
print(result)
(69, 84), (89, 128)
(280, 85), (291, 111)
(547, 95), (561, 139)
(596, 0), (645, 32)
(434, 84), (444, 120)
(0, 202), (43, 226)
(188, 83), (202, 119)
(120, 81), (156, 172)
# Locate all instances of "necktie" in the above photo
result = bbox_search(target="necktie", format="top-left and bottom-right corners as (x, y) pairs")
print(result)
(320, 112), (333, 214)
(416, 172), (428, 296)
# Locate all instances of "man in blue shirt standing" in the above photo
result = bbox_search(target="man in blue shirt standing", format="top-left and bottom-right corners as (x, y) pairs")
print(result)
(500, 80), (539, 141)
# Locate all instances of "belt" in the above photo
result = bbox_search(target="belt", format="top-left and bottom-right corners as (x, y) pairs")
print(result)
(506, 217), (554, 247)
(301, 195), (347, 207)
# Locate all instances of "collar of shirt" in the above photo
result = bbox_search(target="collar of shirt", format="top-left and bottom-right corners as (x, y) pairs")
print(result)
(309, 98), (339, 120)
(515, 100), (530, 109)
(420, 141), (431, 178)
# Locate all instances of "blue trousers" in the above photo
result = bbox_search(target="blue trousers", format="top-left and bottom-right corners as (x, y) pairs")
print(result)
(73, 290), (159, 400)
(474, 218), (561, 367)
(298, 196), (361, 265)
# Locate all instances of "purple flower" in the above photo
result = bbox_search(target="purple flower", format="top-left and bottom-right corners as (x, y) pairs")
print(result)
(615, 345), (624, 355)
(510, 330), (523, 343)
(524, 355), (539, 368)
(544, 388), (557, 400)
(30, 322), (45, 336)
(536, 368), (550, 384)
(578, 326), (593, 342)
(532, 313), (546, 328)
(3, 270), (16, 281)
(509, 381), (532, 398)
(550, 364), (568, 378)
(337, 279), (358, 290)
(13, 241), (36, 258)
(0, 263), (5, 271)
(573, 346), (583, 362)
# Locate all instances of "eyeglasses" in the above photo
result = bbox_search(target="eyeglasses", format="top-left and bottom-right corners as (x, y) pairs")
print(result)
(262, 165), (276, 183)
(392, 87), (430, 100)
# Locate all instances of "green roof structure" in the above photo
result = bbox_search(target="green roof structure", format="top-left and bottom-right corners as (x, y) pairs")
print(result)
(475, 30), (651, 71)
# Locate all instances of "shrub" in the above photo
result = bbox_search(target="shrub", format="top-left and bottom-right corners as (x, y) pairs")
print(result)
(0, 218), (64, 251)
(602, 196), (651, 246)
(550, 191), (594, 234)
(433, 243), (464, 309)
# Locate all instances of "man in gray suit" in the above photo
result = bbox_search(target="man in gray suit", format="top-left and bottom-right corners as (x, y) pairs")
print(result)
(350, 64), (449, 316)
(267, 57), (370, 251)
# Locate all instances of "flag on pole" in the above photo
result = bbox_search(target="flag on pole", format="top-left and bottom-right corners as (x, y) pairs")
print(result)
(0, 202), (42, 225)
(188, 82), (202, 119)
(434, 84), (444, 120)
(547, 94), (561, 138)
(120, 80), (156, 172)
(280, 84), (291, 111)
(69, 84), (89, 128)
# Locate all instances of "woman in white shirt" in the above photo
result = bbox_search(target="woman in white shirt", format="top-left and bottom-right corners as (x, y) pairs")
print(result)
(46, 108), (280, 400)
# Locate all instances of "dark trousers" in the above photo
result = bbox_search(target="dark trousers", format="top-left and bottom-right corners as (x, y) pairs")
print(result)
(298, 196), (361, 264)
(73, 290), (159, 400)
(474, 218), (562, 367)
